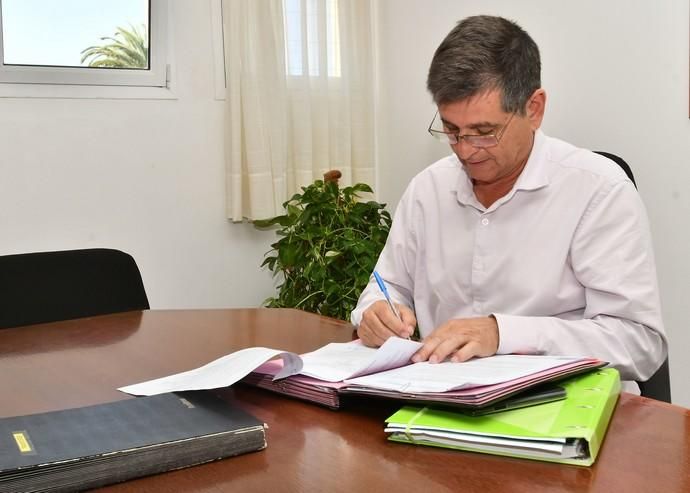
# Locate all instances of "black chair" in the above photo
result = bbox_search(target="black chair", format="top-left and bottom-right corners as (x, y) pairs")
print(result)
(638, 358), (672, 403)
(594, 151), (636, 187)
(594, 151), (671, 403)
(0, 248), (149, 329)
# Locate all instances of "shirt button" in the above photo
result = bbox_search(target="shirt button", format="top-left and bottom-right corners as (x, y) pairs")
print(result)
(481, 218), (489, 226)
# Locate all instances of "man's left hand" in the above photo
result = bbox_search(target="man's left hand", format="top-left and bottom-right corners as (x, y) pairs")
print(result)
(411, 316), (499, 363)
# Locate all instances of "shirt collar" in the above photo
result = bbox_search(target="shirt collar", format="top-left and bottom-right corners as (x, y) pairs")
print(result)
(514, 129), (549, 192)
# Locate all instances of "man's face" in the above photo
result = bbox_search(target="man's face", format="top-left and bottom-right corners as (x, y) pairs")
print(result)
(438, 89), (544, 185)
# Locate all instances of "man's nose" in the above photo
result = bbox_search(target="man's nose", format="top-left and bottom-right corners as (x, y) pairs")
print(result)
(451, 138), (479, 159)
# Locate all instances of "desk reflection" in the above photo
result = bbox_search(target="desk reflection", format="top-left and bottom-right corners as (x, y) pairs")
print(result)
(0, 310), (143, 355)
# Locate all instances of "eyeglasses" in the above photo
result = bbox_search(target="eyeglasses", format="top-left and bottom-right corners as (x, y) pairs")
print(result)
(427, 111), (517, 148)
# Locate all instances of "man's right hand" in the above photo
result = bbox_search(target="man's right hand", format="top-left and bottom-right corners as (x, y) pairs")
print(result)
(357, 300), (417, 347)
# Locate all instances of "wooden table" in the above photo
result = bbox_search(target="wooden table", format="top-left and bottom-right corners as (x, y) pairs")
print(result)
(1, 309), (688, 492)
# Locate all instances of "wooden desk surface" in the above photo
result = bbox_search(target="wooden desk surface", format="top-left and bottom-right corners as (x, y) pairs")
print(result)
(1, 309), (688, 493)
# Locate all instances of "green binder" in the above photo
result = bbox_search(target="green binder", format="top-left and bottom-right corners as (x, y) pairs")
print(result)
(385, 368), (620, 466)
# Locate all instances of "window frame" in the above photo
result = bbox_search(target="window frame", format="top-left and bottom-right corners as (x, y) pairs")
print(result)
(0, 0), (169, 91)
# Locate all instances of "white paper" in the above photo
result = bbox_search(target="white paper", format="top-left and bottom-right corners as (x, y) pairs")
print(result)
(118, 347), (303, 396)
(345, 355), (581, 393)
(386, 423), (566, 444)
(298, 337), (422, 382)
(385, 425), (567, 453)
(118, 340), (587, 398)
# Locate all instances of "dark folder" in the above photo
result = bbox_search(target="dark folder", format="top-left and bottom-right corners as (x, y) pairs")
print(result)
(0, 391), (266, 493)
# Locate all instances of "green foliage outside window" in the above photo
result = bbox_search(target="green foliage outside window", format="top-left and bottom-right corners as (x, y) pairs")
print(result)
(254, 171), (392, 321)
(81, 24), (148, 68)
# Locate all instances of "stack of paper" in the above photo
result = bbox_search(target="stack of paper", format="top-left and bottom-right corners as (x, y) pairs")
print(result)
(245, 352), (603, 409)
(385, 368), (621, 466)
(120, 337), (605, 411)
(0, 392), (266, 492)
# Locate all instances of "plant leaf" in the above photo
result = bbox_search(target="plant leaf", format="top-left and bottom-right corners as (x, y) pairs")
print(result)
(253, 178), (391, 320)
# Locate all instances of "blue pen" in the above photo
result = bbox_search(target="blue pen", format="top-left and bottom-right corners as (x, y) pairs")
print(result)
(373, 270), (402, 321)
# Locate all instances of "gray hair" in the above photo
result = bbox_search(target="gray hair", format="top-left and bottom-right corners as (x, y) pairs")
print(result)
(427, 15), (541, 115)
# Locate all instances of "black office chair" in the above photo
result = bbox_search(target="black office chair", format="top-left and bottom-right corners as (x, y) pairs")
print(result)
(0, 248), (149, 329)
(594, 151), (636, 187)
(637, 359), (672, 403)
(594, 151), (671, 403)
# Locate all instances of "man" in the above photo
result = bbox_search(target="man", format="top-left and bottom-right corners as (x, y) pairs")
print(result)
(351, 15), (666, 392)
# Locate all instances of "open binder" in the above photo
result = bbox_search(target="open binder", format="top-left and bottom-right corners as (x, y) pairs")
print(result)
(384, 368), (620, 466)
(120, 337), (605, 411)
(241, 355), (603, 410)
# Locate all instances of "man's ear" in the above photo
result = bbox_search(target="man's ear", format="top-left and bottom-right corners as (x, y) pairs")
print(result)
(527, 88), (546, 130)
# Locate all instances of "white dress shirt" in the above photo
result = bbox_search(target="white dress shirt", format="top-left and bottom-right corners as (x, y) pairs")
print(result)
(351, 130), (667, 386)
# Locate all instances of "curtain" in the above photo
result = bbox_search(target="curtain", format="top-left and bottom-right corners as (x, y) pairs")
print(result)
(223, 0), (375, 221)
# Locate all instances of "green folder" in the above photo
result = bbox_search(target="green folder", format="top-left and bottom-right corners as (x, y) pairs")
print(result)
(385, 368), (620, 466)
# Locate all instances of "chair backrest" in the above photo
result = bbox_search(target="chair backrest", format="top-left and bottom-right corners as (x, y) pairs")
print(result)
(0, 248), (149, 329)
(594, 151), (671, 403)
(594, 151), (637, 187)
(638, 358), (672, 403)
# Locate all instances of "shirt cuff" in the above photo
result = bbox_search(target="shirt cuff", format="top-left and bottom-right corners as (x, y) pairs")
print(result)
(492, 313), (543, 355)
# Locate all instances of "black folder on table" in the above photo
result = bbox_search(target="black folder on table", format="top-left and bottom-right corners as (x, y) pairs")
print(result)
(0, 391), (266, 493)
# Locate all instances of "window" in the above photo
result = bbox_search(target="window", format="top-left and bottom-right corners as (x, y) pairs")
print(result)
(283, 0), (341, 78)
(0, 0), (168, 88)
(211, 0), (342, 99)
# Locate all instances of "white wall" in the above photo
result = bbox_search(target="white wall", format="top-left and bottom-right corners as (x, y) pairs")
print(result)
(0, 1), (275, 310)
(375, 0), (690, 406)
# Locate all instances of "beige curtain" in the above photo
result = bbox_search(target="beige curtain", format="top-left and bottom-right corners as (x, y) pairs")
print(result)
(223, 0), (375, 221)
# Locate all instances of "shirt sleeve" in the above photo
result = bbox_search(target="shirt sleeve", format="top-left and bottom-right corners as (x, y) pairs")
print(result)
(351, 184), (417, 327)
(494, 180), (667, 382)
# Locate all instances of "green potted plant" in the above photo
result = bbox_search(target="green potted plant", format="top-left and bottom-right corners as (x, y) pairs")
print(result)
(254, 171), (392, 321)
